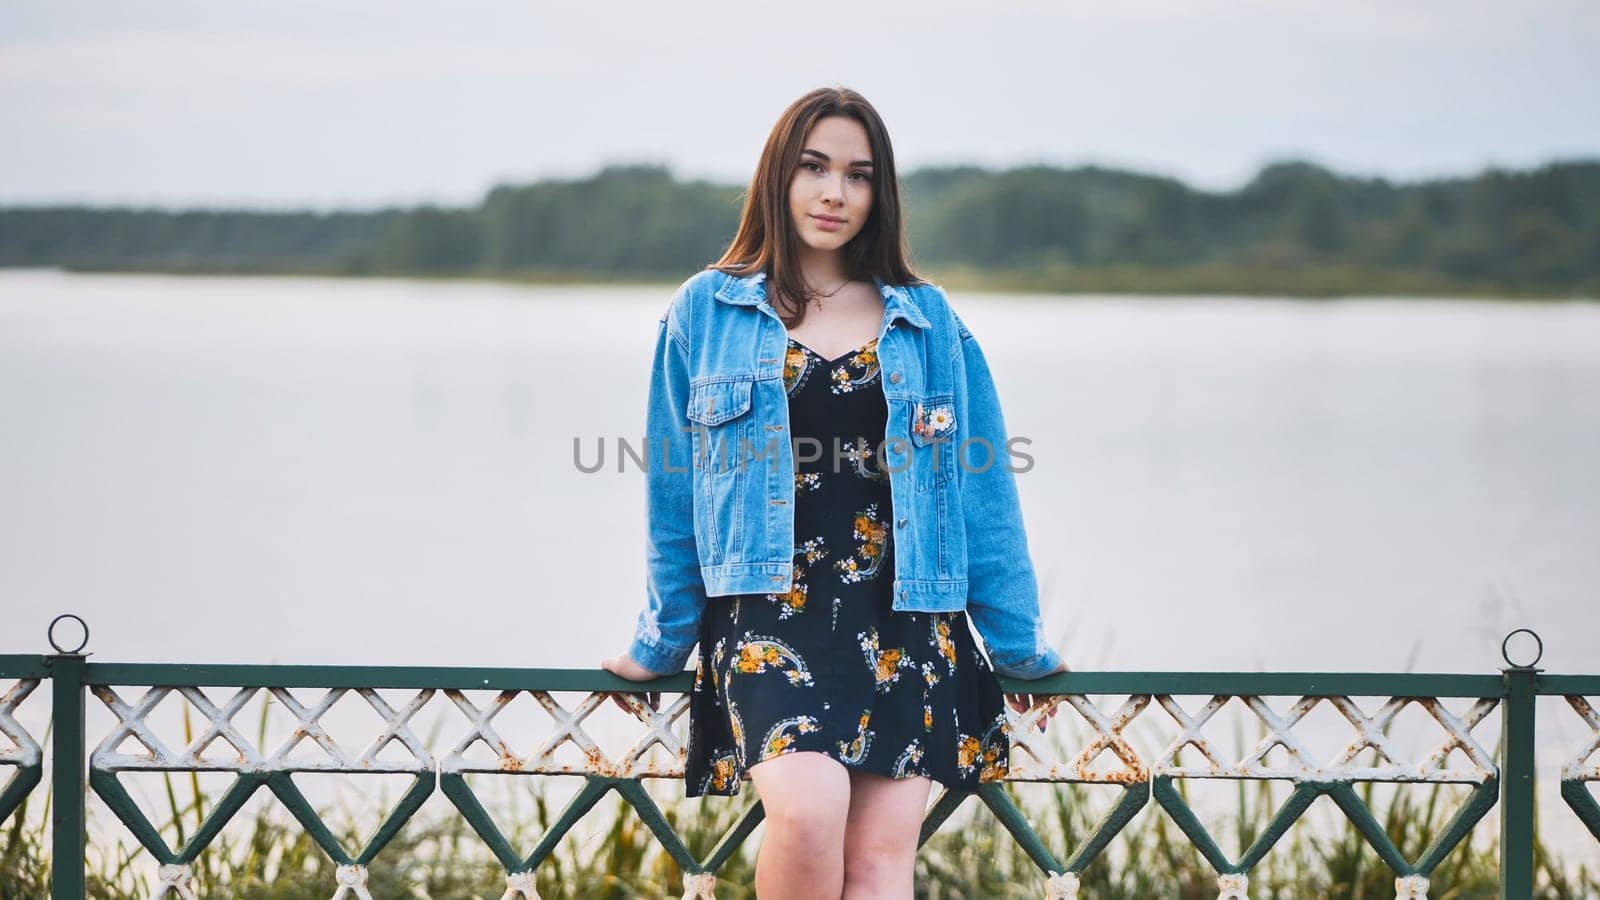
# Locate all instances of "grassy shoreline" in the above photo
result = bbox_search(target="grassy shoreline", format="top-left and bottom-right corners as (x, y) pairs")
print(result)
(17, 262), (1599, 301)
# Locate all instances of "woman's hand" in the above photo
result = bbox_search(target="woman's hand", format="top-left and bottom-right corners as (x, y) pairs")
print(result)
(1004, 660), (1071, 733)
(598, 653), (663, 714)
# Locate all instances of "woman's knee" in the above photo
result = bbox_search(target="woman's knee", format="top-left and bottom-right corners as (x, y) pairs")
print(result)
(842, 840), (917, 893)
(749, 751), (851, 845)
(840, 772), (928, 892)
(765, 801), (847, 855)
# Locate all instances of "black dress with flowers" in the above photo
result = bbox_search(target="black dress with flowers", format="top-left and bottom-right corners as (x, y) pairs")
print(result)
(684, 335), (1012, 797)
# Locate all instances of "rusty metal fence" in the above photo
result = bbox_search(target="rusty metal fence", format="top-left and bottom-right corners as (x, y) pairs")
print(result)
(2, 620), (1597, 899)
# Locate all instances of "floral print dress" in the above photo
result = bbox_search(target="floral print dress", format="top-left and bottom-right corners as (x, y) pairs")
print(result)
(684, 334), (1012, 798)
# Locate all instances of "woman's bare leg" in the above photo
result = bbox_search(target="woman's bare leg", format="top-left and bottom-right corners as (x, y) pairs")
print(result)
(840, 770), (933, 899)
(746, 750), (852, 899)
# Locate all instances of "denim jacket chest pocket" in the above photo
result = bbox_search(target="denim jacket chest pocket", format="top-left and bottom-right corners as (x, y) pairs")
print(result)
(684, 376), (756, 553)
(686, 377), (753, 431)
(877, 330), (956, 494)
(905, 392), (958, 492)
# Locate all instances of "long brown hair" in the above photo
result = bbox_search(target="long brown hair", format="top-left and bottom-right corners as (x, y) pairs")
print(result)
(712, 86), (924, 327)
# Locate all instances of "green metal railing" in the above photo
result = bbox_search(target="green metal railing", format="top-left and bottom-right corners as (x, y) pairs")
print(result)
(2, 620), (1597, 899)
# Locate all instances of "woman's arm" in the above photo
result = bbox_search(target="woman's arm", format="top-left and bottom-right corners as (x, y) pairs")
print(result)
(951, 309), (1067, 680)
(621, 303), (708, 676)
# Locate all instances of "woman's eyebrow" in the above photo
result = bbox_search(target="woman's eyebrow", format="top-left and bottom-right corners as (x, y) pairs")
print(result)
(800, 148), (874, 167)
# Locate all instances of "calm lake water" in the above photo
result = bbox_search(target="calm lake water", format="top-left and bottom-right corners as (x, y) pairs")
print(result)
(1, 269), (1597, 859)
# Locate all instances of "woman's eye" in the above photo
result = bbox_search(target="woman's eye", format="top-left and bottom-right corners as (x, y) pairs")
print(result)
(799, 161), (868, 183)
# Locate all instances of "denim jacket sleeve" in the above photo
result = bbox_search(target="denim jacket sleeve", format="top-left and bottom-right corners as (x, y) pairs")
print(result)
(951, 309), (1065, 680)
(625, 301), (706, 675)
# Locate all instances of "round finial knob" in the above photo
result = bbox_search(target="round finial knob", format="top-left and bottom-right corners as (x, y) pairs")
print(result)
(47, 613), (89, 655)
(1501, 628), (1543, 668)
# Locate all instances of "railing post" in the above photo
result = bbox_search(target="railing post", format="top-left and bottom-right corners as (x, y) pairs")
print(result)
(47, 614), (90, 900)
(48, 652), (86, 899)
(1499, 629), (1542, 900)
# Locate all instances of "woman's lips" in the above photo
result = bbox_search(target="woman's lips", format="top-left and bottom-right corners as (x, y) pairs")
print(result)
(810, 214), (845, 231)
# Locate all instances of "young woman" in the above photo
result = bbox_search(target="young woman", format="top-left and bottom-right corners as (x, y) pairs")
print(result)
(600, 86), (1068, 899)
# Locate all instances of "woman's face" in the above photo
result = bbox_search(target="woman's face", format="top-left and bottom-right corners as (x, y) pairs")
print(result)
(787, 115), (874, 255)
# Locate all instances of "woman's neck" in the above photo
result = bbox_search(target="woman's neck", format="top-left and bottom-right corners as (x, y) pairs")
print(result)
(794, 245), (849, 288)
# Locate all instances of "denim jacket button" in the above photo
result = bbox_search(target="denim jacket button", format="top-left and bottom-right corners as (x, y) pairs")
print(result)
(896, 517), (907, 528)
(889, 372), (902, 384)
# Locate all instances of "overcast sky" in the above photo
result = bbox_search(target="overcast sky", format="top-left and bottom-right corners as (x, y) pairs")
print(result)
(3, 1), (1598, 209)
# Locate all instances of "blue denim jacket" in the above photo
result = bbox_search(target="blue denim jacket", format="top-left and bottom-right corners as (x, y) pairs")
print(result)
(626, 268), (1064, 679)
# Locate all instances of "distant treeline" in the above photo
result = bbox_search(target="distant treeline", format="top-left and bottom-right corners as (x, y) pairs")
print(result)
(3, 160), (1598, 296)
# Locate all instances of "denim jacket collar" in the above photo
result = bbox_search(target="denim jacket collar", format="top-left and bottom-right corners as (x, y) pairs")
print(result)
(712, 269), (932, 331)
